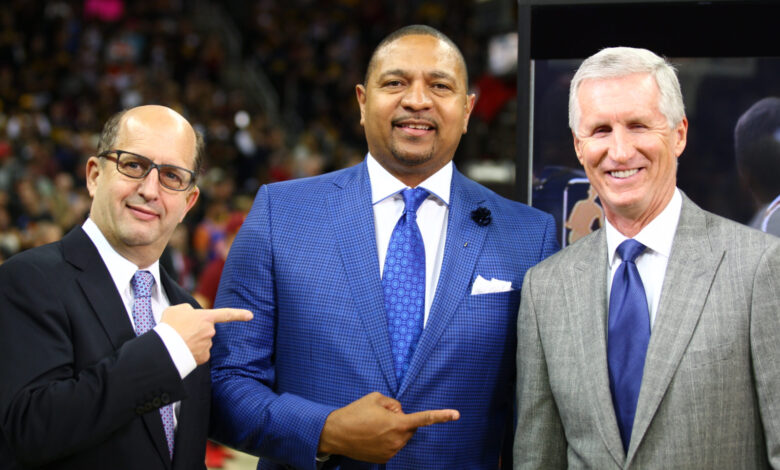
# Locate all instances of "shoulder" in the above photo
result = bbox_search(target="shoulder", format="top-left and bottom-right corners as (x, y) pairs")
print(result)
(454, 170), (554, 227)
(530, 227), (602, 275)
(698, 205), (780, 256)
(0, 240), (65, 277)
(265, 165), (361, 199)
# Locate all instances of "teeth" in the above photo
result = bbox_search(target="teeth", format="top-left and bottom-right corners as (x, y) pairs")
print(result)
(611, 169), (638, 178)
(403, 124), (431, 130)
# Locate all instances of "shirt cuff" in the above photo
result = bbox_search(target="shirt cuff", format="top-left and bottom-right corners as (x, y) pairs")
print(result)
(154, 322), (197, 378)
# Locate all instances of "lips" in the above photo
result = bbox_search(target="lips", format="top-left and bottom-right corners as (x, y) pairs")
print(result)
(127, 203), (159, 221)
(393, 118), (436, 136)
(609, 168), (640, 179)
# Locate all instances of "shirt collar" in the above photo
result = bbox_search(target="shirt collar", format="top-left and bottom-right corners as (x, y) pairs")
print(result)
(606, 188), (682, 263)
(82, 217), (163, 296)
(366, 153), (452, 206)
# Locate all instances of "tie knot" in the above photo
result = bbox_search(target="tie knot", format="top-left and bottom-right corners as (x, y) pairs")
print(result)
(402, 187), (429, 214)
(617, 239), (646, 263)
(131, 270), (155, 299)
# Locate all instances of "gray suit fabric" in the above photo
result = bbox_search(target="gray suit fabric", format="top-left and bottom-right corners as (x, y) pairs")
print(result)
(514, 194), (780, 469)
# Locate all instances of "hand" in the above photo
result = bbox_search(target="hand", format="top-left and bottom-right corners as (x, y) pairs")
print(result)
(160, 304), (252, 364)
(318, 392), (459, 463)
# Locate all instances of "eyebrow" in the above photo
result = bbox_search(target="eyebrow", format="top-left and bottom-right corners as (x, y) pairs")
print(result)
(376, 69), (458, 84)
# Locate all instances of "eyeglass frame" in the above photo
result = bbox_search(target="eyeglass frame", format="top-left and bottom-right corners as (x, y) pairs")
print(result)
(97, 150), (198, 191)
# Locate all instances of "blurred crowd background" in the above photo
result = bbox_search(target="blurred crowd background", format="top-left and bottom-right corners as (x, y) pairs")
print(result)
(0, 0), (520, 287)
(2, 0), (777, 278)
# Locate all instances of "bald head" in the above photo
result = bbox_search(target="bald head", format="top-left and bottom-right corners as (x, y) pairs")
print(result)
(98, 105), (204, 175)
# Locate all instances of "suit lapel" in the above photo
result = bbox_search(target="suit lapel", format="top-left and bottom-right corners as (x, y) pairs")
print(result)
(64, 228), (136, 350)
(565, 230), (626, 466)
(327, 162), (398, 393)
(398, 169), (489, 396)
(627, 196), (724, 463)
(65, 227), (173, 468)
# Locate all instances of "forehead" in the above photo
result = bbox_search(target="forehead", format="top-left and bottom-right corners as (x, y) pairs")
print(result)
(577, 73), (662, 121)
(370, 34), (465, 84)
(115, 113), (197, 168)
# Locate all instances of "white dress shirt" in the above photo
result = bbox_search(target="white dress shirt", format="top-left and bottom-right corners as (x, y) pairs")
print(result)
(367, 154), (450, 327)
(606, 188), (682, 328)
(83, 218), (197, 426)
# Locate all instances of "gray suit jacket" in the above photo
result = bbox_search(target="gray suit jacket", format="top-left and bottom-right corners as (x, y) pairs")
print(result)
(514, 194), (780, 469)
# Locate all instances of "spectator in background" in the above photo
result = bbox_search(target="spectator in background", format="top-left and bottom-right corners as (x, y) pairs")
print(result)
(193, 210), (245, 469)
(194, 211), (245, 309)
(735, 96), (780, 236)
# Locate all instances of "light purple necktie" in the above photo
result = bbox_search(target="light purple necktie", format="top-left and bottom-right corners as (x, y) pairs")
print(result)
(131, 270), (175, 460)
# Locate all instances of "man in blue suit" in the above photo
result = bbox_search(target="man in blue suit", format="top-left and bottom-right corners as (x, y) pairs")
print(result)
(210, 25), (558, 469)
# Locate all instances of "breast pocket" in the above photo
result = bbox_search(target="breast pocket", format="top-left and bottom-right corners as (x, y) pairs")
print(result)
(684, 341), (736, 369)
(446, 289), (522, 346)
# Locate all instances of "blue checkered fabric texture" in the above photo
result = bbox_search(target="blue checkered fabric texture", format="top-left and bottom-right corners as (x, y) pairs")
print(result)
(130, 270), (175, 459)
(211, 160), (559, 469)
(384, 188), (428, 381)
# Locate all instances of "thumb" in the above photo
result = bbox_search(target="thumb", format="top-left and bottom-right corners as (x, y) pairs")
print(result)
(374, 393), (403, 413)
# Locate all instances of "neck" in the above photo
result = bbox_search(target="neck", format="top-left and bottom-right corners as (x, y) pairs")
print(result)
(606, 190), (675, 238)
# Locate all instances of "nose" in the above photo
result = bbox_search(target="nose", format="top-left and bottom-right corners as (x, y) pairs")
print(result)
(137, 167), (161, 200)
(608, 127), (635, 162)
(400, 80), (433, 110)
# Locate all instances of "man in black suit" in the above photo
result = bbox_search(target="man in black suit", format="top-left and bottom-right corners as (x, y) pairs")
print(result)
(0, 105), (252, 469)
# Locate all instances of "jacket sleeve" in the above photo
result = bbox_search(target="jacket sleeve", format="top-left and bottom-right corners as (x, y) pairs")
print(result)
(210, 184), (337, 470)
(0, 256), (185, 467)
(514, 265), (568, 469)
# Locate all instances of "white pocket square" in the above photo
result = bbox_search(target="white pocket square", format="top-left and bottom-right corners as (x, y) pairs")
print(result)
(470, 275), (513, 295)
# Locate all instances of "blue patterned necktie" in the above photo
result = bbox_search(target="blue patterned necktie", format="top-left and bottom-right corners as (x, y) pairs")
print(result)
(383, 188), (428, 382)
(131, 270), (175, 460)
(607, 239), (650, 452)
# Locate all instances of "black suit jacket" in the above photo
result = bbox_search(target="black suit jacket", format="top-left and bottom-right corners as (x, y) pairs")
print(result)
(0, 227), (209, 469)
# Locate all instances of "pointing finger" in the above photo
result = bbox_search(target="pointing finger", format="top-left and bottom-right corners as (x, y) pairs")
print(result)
(403, 409), (460, 429)
(209, 308), (253, 323)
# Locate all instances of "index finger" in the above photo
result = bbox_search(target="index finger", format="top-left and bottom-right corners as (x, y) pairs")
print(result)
(403, 408), (460, 430)
(208, 308), (253, 323)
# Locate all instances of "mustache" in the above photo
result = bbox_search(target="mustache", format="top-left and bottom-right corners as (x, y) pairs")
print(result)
(391, 115), (438, 129)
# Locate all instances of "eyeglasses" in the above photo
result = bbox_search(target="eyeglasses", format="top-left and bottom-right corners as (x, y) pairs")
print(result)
(98, 150), (197, 191)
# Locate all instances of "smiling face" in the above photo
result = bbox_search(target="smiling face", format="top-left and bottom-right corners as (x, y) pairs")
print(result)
(573, 73), (687, 236)
(356, 34), (475, 187)
(86, 106), (200, 268)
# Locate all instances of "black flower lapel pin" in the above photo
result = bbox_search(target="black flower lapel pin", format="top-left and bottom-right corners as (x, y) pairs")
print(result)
(471, 207), (492, 226)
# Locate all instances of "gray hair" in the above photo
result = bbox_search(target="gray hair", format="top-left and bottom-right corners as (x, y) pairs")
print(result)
(568, 47), (685, 135)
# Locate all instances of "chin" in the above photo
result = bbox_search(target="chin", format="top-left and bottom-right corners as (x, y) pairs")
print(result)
(391, 147), (434, 166)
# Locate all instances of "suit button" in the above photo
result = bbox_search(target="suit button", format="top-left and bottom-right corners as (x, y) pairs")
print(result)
(152, 397), (161, 407)
(160, 393), (171, 404)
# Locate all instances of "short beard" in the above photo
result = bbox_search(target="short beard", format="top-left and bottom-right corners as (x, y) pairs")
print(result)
(389, 142), (435, 168)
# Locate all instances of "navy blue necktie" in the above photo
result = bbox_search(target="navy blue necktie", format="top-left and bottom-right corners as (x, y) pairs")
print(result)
(607, 239), (650, 452)
(383, 188), (428, 381)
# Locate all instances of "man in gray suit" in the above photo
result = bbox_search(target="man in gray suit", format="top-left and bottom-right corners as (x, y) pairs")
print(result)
(513, 47), (780, 469)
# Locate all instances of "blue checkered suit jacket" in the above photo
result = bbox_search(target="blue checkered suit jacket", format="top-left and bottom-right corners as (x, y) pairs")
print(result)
(211, 159), (558, 469)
